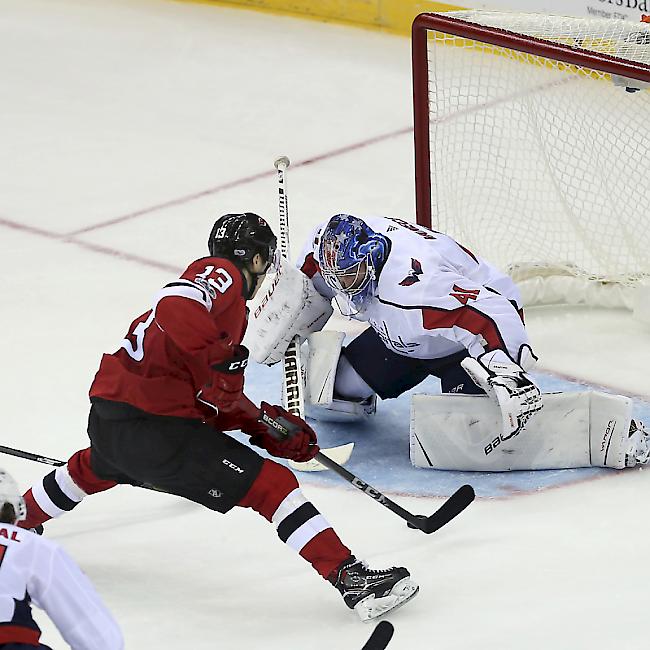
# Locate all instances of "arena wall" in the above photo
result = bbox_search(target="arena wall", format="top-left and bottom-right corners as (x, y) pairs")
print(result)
(173, 0), (650, 34)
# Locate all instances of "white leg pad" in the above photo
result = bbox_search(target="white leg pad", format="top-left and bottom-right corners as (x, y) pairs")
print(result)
(410, 391), (632, 471)
(304, 331), (375, 423)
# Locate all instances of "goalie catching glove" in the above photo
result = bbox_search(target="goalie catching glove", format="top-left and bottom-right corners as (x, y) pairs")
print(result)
(461, 348), (542, 440)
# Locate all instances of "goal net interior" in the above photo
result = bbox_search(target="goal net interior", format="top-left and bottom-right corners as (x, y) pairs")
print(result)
(412, 11), (650, 319)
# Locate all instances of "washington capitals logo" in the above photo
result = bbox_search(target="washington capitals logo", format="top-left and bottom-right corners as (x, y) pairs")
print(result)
(399, 258), (423, 286)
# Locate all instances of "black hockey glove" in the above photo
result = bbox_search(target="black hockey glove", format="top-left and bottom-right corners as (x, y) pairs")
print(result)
(199, 345), (257, 430)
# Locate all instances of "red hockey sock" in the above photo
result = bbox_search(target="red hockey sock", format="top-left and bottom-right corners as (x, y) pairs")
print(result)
(238, 459), (351, 579)
(66, 448), (117, 495)
(20, 448), (116, 529)
(21, 489), (51, 530)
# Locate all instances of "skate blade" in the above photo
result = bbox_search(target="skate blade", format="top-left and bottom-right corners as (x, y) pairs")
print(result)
(354, 577), (419, 622)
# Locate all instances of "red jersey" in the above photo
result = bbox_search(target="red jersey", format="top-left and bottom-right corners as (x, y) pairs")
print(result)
(90, 257), (248, 420)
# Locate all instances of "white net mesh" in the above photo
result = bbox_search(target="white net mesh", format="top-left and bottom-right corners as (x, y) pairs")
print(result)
(424, 11), (650, 304)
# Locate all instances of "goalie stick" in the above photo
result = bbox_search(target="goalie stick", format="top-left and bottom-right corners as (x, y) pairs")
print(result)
(273, 155), (354, 472)
(362, 621), (394, 650)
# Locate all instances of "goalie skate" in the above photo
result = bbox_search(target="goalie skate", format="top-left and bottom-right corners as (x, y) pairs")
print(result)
(626, 420), (650, 467)
(332, 557), (419, 621)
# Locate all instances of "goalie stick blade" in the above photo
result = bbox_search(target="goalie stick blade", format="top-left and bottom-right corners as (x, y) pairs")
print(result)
(287, 443), (354, 472)
(362, 621), (394, 650)
(408, 484), (475, 534)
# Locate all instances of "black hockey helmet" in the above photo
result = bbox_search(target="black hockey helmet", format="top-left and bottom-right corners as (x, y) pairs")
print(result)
(208, 213), (277, 267)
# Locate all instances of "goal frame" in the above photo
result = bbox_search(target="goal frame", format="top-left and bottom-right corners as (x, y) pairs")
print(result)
(412, 12), (650, 231)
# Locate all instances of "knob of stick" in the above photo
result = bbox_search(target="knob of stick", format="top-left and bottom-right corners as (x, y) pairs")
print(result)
(274, 156), (290, 170)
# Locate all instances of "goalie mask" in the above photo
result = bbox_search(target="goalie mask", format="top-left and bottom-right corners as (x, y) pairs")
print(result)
(0, 468), (26, 522)
(317, 214), (390, 309)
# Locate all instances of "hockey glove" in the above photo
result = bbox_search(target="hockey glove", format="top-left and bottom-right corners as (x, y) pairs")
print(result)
(198, 345), (250, 423)
(245, 402), (319, 462)
(461, 349), (542, 440)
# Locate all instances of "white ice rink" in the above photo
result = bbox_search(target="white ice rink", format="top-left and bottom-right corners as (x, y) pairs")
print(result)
(2, 1), (650, 648)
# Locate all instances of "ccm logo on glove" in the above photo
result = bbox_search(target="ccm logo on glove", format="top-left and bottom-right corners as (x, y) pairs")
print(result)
(211, 346), (249, 373)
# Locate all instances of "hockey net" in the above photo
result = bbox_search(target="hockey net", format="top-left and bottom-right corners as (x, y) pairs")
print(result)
(412, 11), (650, 319)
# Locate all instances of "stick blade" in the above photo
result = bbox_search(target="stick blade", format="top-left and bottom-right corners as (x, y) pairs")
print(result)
(420, 483), (475, 534)
(274, 156), (290, 170)
(288, 443), (354, 472)
(362, 621), (394, 650)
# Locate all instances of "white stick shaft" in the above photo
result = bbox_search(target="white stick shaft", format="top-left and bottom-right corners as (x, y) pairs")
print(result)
(272, 156), (354, 470)
(282, 338), (304, 418)
(275, 156), (305, 418)
(275, 158), (291, 260)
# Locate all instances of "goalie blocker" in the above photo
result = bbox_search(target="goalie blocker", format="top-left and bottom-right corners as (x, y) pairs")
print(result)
(410, 390), (648, 471)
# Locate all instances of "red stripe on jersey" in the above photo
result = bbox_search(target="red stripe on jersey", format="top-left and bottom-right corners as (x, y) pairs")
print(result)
(0, 625), (41, 645)
(458, 243), (478, 263)
(300, 253), (320, 279)
(422, 306), (504, 352)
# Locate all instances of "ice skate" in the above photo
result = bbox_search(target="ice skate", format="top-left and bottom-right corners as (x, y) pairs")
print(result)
(626, 420), (650, 467)
(332, 557), (419, 621)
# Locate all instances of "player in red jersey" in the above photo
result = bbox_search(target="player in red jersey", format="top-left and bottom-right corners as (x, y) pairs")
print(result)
(18, 213), (418, 621)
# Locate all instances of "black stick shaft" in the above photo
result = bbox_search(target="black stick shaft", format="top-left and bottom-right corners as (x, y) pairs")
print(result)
(0, 445), (65, 467)
(0, 444), (161, 492)
(314, 451), (474, 534)
(314, 451), (416, 522)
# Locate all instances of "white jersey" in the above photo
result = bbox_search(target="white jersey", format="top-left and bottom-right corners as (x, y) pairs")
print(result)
(297, 215), (532, 364)
(0, 523), (123, 649)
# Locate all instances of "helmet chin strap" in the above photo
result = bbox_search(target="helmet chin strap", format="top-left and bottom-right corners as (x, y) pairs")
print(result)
(241, 266), (255, 300)
(242, 250), (276, 299)
(242, 264), (266, 300)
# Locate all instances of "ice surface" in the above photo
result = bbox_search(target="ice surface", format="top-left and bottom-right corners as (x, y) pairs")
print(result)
(1, 1), (649, 648)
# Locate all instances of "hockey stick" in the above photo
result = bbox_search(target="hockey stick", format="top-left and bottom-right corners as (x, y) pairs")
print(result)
(0, 444), (163, 493)
(362, 621), (394, 650)
(315, 451), (474, 534)
(273, 155), (354, 471)
(0, 445), (66, 468)
(259, 411), (474, 534)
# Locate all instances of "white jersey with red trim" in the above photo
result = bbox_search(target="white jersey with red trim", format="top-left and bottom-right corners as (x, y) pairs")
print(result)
(297, 215), (532, 364)
(0, 524), (123, 649)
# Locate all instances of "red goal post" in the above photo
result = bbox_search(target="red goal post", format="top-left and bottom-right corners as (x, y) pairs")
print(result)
(411, 12), (650, 317)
